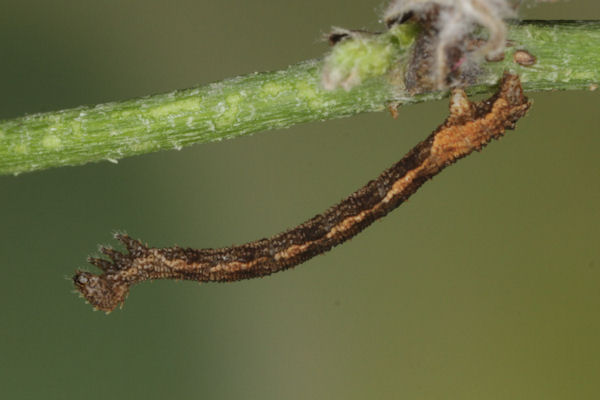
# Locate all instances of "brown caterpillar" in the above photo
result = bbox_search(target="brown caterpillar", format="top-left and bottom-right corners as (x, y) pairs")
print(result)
(74, 73), (530, 312)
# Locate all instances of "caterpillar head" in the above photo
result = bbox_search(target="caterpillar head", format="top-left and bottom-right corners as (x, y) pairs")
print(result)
(73, 271), (130, 312)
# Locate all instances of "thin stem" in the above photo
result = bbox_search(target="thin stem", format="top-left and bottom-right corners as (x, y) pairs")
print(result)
(1, 21), (598, 176)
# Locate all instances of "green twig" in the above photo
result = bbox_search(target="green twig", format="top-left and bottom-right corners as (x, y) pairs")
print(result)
(1, 21), (598, 176)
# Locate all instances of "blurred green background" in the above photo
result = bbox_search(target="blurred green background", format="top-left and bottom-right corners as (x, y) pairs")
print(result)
(1, 1), (599, 399)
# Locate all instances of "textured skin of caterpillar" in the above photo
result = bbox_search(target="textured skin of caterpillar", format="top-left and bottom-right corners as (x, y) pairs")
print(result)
(73, 73), (530, 312)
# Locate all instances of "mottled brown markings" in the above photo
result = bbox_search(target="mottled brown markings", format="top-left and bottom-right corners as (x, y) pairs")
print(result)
(513, 49), (537, 66)
(73, 74), (530, 312)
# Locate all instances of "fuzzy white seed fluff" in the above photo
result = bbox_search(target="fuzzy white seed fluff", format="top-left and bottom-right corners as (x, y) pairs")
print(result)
(385, 0), (516, 88)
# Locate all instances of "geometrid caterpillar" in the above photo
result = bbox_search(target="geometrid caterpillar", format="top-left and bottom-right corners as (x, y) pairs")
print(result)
(74, 0), (530, 312)
(74, 73), (530, 312)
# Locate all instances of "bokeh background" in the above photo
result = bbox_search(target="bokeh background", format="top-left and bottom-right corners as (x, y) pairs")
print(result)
(1, 1), (599, 399)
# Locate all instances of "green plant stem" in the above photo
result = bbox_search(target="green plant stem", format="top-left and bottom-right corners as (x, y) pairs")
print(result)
(1, 21), (598, 176)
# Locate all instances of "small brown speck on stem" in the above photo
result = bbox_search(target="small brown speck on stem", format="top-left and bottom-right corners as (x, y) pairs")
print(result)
(513, 49), (537, 66)
(387, 102), (401, 119)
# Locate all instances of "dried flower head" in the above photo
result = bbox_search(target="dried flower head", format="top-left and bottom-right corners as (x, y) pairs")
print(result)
(384, 0), (515, 89)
